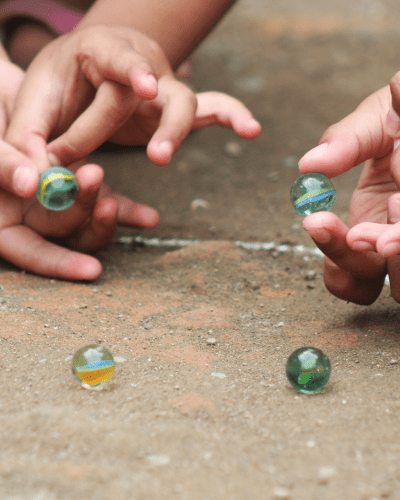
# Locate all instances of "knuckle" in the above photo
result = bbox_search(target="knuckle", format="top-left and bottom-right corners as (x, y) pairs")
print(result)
(177, 83), (197, 111)
(145, 38), (163, 59)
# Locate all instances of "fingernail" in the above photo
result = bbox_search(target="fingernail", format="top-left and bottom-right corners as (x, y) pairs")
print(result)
(145, 74), (158, 88)
(394, 139), (400, 151)
(13, 165), (34, 196)
(351, 241), (375, 252)
(386, 107), (400, 138)
(158, 141), (173, 159)
(382, 242), (400, 257)
(305, 226), (331, 244)
(47, 152), (60, 166)
(300, 143), (329, 163)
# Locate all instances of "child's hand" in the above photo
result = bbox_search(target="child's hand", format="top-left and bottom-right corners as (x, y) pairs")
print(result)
(5, 24), (261, 175)
(0, 59), (41, 197)
(298, 82), (400, 304)
(0, 161), (159, 280)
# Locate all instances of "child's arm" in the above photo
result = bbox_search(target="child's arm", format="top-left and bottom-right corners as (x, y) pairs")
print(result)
(77, 0), (236, 70)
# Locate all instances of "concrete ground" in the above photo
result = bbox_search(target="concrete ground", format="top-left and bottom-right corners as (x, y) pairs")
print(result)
(1, 1), (400, 499)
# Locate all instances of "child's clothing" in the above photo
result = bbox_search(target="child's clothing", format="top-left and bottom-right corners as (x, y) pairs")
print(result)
(0, 0), (83, 36)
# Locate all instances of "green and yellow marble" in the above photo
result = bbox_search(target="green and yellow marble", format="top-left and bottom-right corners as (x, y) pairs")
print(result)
(36, 166), (79, 211)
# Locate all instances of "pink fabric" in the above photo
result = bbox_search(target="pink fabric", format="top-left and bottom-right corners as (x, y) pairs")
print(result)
(0, 0), (84, 35)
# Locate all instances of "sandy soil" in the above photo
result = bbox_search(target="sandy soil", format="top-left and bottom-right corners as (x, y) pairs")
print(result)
(1, 1), (400, 499)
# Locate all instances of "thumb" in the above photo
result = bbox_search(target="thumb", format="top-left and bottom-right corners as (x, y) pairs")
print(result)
(299, 86), (393, 178)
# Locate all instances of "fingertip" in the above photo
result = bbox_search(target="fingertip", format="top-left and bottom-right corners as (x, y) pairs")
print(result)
(302, 212), (338, 241)
(60, 253), (103, 281)
(380, 242), (400, 258)
(390, 71), (400, 117)
(75, 163), (104, 192)
(74, 257), (103, 280)
(147, 140), (174, 166)
(116, 197), (160, 228)
(232, 114), (262, 139)
(13, 164), (39, 198)
(349, 241), (375, 252)
(137, 205), (160, 228)
(298, 143), (329, 173)
(385, 106), (400, 138)
(131, 72), (158, 100)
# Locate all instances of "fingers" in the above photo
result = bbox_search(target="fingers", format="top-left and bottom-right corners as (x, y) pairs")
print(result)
(25, 164), (159, 255)
(146, 77), (197, 165)
(144, 89), (261, 166)
(47, 81), (139, 167)
(66, 197), (119, 253)
(299, 87), (393, 178)
(347, 194), (400, 257)
(107, 75), (198, 164)
(77, 27), (160, 97)
(67, 192), (160, 253)
(99, 184), (160, 228)
(0, 140), (39, 197)
(322, 256), (385, 305)
(5, 65), (59, 171)
(7, 27), (161, 169)
(24, 163), (105, 236)
(385, 71), (400, 137)
(193, 92), (261, 139)
(303, 212), (387, 305)
(346, 223), (387, 253)
(0, 225), (102, 280)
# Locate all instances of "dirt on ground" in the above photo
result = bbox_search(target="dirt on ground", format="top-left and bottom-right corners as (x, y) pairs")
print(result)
(1, 1), (400, 499)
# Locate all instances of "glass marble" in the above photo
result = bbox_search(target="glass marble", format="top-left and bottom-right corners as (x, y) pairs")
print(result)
(36, 166), (79, 211)
(72, 344), (115, 391)
(286, 347), (331, 394)
(290, 173), (336, 216)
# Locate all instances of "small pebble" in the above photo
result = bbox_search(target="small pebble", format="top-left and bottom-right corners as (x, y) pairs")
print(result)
(146, 454), (171, 467)
(305, 270), (317, 281)
(390, 359), (398, 365)
(280, 154), (298, 169)
(318, 466), (337, 483)
(211, 372), (226, 378)
(191, 198), (210, 210)
(272, 487), (291, 499)
(235, 75), (266, 93)
(224, 141), (242, 157)
(207, 338), (217, 345)
(114, 356), (126, 363)
(267, 171), (279, 182)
